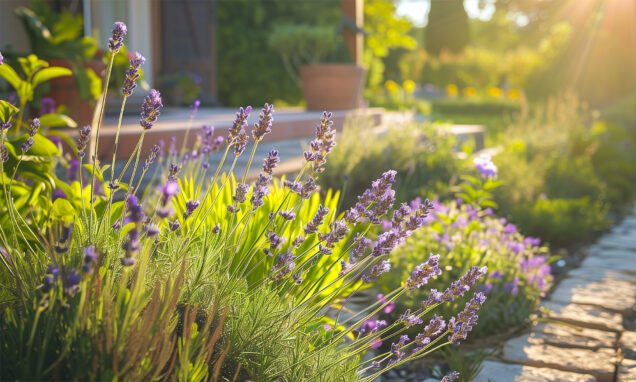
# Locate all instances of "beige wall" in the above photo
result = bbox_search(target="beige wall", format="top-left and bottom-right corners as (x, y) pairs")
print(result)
(0, 0), (31, 54)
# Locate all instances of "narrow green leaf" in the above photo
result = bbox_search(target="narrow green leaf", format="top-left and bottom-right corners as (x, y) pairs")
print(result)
(32, 67), (72, 88)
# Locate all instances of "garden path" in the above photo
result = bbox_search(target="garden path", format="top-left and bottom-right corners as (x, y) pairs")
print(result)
(473, 205), (636, 382)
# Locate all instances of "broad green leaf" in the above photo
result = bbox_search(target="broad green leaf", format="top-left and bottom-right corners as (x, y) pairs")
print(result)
(75, 66), (102, 101)
(51, 198), (75, 223)
(18, 55), (49, 78)
(32, 66), (72, 88)
(10, 133), (59, 158)
(39, 113), (77, 128)
(0, 100), (19, 124)
(0, 64), (23, 92)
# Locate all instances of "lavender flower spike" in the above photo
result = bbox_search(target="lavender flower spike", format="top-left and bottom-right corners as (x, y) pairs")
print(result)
(362, 259), (391, 283)
(262, 149), (280, 175)
(108, 22), (127, 53)
(121, 52), (145, 96)
(143, 145), (160, 171)
(76, 125), (91, 158)
(189, 100), (201, 119)
(253, 103), (274, 141)
(140, 89), (163, 130)
(448, 292), (486, 344)
(228, 106), (251, 156)
(0, 51), (3, 65)
(441, 371), (460, 382)
(474, 153), (497, 180)
(405, 254), (442, 290)
(21, 118), (40, 153)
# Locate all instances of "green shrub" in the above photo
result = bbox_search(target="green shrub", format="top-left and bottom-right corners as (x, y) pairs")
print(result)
(378, 200), (552, 339)
(431, 97), (521, 117)
(512, 197), (610, 248)
(320, 121), (462, 209)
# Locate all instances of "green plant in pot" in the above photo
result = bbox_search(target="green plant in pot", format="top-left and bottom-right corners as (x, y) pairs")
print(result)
(269, 24), (366, 110)
(14, 1), (103, 126)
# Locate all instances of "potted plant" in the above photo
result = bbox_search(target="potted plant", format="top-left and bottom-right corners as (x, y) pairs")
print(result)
(14, 3), (104, 126)
(269, 24), (365, 110)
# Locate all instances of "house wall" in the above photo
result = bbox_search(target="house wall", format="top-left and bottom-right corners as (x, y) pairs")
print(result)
(0, 0), (31, 54)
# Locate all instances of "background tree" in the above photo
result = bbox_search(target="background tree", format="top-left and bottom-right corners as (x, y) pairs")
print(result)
(425, 0), (470, 55)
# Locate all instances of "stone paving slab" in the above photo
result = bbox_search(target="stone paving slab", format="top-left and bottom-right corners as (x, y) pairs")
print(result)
(568, 266), (635, 283)
(618, 358), (636, 382)
(549, 277), (636, 313)
(597, 235), (636, 250)
(474, 360), (596, 382)
(579, 255), (636, 274)
(501, 336), (616, 381)
(621, 331), (636, 359)
(532, 322), (617, 350)
(541, 301), (624, 332)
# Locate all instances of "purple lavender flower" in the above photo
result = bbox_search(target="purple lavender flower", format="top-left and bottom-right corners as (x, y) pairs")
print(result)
(304, 205), (329, 234)
(504, 276), (520, 295)
(143, 144), (160, 171)
(183, 200), (200, 220)
(108, 22), (127, 53)
(448, 292), (486, 344)
(169, 220), (180, 231)
(441, 266), (488, 303)
(387, 335), (409, 367)
(349, 234), (371, 263)
(212, 223), (220, 234)
(0, 51), (3, 65)
(40, 97), (55, 114)
(228, 106), (251, 156)
(250, 173), (272, 209)
(507, 241), (525, 254)
(303, 111), (335, 173)
(263, 149), (279, 175)
(399, 309), (423, 327)
(124, 194), (144, 224)
(378, 293), (395, 314)
(524, 237), (541, 247)
(412, 314), (447, 353)
(63, 268), (81, 295)
(292, 235), (305, 247)
(140, 90), (162, 130)
(160, 180), (180, 205)
(168, 163), (179, 181)
(345, 170), (398, 225)
(253, 103), (274, 141)
(441, 371), (460, 382)
(146, 225), (160, 237)
(0, 143), (7, 163)
(503, 223), (517, 235)
(52, 188), (67, 202)
(405, 254), (442, 290)
(76, 125), (91, 158)
(473, 153), (497, 180)
(489, 270), (503, 279)
(362, 259), (391, 283)
(189, 100), (200, 119)
(83, 245), (98, 273)
(121, 52), (145, 96)
(233, 183), (249, 203)
(318, 220), (350, 249)
(278, 210), (296, 221)
(265, 231), (287, 254)
(269, 251), (297, 281)
(0, 120), (11, 131)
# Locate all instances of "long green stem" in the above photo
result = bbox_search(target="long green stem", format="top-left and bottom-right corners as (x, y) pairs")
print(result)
(89, 52), (116, 239)
(106, 96), (128, 229)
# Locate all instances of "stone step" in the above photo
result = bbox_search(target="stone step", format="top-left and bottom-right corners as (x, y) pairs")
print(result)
(618, 359), (636, 382)
(501, 336), (616, 381)
(549, 276), (636, 313)
(532, 322), (617, 350)
(541, 301), (624, 332)
(474, 360), (596, 382)
(621, 331), (636, 360)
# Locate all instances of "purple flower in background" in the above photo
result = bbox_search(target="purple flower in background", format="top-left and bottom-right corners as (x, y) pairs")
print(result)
(169, 220), (180, 231)
(478, 283), (494, 293)
(188, 72), (202, 86)
(442, 371), (460, 382)
(52, 188), (67, 202)
(524, 237), (541, 247)
(508, 241), (525, 254)
(520, 256), (552, 292)
(76, 125), (91, 158)
(504, 277), (519, 295)
(473, 153), (497, 179)
(489, 270), (503, 279)
(377, 293), (395, 314)
(83, 245), (98, 273)
(40, 97), (55, 114)
(63, 268), (81, 295)
(0, 51), (3, 65)
(362, 259), (391, 283)
(253, 103), (274, 141)
(189, 100), (201, 119)
(448, 292), (486, 344)
(140, 89), (163, 130)
(122, 52), (145, 96)
(0, 246), (10, 264)
(503, 223), (517, 235)
(405, 254), (442, 290)
(21, 118), (40, 153)
(108, 22), (127, 53)
(125, 194), (144, 224)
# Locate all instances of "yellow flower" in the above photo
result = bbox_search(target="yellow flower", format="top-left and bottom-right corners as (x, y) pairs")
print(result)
(462, 87), (476, 97)
(488, 87), (503, 98)
(385, 80), (399, 94)
(446, 84), (458, 97)
(402, 80), (416, 94)
(508, 89), (521, 99)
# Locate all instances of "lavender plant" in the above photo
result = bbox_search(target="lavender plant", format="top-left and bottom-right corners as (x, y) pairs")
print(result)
(0, 25), (488, 381)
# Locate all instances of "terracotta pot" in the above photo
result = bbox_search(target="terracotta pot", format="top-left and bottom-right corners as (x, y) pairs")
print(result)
(45, 59), (105, 127)
(300, 64), (365, 110)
